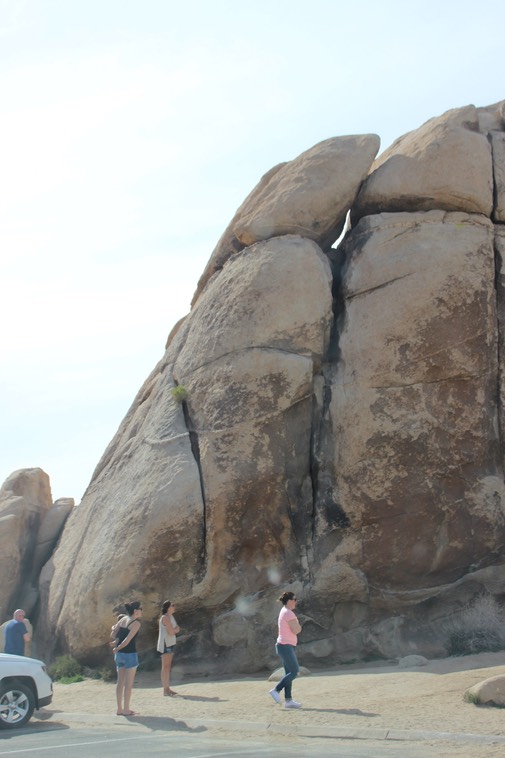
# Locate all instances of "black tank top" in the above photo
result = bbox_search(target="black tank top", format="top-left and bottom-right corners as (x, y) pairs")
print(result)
(116, 620), (139, 653)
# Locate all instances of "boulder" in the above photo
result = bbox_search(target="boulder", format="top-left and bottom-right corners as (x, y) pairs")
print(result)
(32, 100), (505, 672)
(191, 162), (286, 306)
(30, 498), (74, 578)
(476, 99), (505, 134)
(37, 362), (207, 663)
(353, 105), (493, 221)
(465, 674), (505, 706)
(398, 655), (428, 668)
(39, 235), (333, 666)
(317, 211), (504, 587)
(192, 134), (380, 305)
(0, 469), (52, 621)
(234, 135), (380, 249)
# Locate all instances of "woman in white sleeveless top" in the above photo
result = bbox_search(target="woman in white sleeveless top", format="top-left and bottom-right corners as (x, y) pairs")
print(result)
(157, 600), (180, 696)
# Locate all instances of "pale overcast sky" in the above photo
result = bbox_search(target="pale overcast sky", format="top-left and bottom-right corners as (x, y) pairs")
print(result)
(1, 0), (504, 503)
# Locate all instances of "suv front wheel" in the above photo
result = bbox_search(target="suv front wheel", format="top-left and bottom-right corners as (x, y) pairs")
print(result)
(0, 681), (35, 729)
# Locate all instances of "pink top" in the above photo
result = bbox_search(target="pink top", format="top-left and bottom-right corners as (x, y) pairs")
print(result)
(277, 606), (298, 646)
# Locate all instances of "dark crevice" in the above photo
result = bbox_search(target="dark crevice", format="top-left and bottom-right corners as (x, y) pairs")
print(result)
(489, 131), (499, 217)
(491, 131), (505, 474)
(346, 273), (411, 300)
(178, 390), (207, 580)
(494, 235), (505, 472)
(308, 226), (353, 548)
(308, 392), (319, 545)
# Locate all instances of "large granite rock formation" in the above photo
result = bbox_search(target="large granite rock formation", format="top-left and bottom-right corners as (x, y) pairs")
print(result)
(36, 99), (505, 673)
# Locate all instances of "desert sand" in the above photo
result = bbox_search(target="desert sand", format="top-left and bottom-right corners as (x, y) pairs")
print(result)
(36, 651), (505, 757)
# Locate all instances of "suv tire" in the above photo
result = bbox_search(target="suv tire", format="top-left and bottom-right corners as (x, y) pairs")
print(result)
(0, 681), (35, 729)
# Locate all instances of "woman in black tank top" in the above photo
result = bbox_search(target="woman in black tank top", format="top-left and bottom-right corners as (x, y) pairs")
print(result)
(111, 601), (143, 715)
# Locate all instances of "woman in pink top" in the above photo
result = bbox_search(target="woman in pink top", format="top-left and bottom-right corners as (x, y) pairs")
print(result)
(268, 591), (302, 709)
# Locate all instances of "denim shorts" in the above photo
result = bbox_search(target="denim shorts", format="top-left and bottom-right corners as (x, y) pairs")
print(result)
(115, 652), (139, 669)
(162, 644), (176, 654)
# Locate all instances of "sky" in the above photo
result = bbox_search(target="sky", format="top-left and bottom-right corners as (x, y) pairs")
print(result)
(1, 0), (504, 504)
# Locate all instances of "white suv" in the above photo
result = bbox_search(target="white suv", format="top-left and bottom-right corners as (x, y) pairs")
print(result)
(0, 653), (53, 729)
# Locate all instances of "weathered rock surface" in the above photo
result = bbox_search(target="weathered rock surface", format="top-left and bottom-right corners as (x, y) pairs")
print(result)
(27, 98), (505, 673)
(191, 162), (286, 306)
(353, 105), (493, 220)
(320, 210), (503, 587)
(31, 498), (74, 579)
(38, 236), (333, 666)
(465, 674), (505, 706)
(0, 469), (53, 620)
(192, 134), (380, 306)
(493, 131), (505, 222)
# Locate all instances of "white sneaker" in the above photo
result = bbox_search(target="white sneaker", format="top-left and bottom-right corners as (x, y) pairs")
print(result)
(269, 688), (281, 704)
(284, 699), (302, 709)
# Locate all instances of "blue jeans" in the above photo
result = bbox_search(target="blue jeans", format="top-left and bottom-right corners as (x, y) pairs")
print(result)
(274, 643), (299, 700)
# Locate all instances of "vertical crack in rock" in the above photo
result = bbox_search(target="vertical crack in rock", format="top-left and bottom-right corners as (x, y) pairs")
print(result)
(491, 130), (505, 471)
(308, 237), (351, 549)
(309, 374), (332, 543)
(179, 393), (208, 580)
(494, 234), (505, 467)
(326, 241), (347, 365)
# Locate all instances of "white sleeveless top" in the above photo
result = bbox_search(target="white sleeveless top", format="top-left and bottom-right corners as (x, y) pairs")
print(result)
(157, 614), (177, 652)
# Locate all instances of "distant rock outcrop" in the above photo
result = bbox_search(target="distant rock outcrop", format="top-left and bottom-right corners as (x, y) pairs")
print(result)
(33, 99), (505, 673)
(0, 469), (73, 625)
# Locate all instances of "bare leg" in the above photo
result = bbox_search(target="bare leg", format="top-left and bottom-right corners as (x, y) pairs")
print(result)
(123, 666), (138, 714)
(161, 653), (177, 695)
(116, 668), (126, 714)
(161, 652), (175, 695)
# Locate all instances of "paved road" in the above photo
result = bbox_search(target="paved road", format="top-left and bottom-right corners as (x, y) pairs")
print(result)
(0, 722), (457, 757)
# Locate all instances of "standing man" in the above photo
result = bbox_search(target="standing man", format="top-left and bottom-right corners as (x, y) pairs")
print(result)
(4, 609), (31, 656)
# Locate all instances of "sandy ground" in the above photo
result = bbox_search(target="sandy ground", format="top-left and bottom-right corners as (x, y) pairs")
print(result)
(35, 651), (505, 757)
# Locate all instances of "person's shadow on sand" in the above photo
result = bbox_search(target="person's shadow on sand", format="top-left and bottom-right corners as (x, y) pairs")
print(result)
(303, 707), (379, 717)
(177, 695), (226, 702)
(121, 714), (207, 732)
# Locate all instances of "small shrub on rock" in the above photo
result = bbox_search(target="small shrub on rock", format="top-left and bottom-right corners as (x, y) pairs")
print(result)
(171, 385), (188, 403)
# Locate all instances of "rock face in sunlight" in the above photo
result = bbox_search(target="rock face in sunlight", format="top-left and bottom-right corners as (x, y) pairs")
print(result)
(34, 99), (505, 673)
